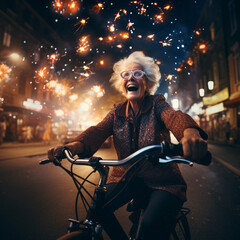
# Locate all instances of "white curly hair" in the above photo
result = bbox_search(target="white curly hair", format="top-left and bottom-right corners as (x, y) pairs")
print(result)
(109, 51), (161, 95)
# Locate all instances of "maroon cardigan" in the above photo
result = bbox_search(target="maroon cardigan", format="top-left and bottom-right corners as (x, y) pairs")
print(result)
(72, 94), (207, 201)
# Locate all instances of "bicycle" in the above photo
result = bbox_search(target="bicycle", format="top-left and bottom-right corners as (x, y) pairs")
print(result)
(40, 141), (211, 240)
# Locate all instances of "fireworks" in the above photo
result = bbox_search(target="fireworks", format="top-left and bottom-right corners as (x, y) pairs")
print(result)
(126, 19), (135, 31)
(75, 18), (89, 32)
(147, 34), (155, 40)
(91, 85), (105, 98)
(37, 67), (48, 79)
(114, 9), (127, 21)
(92, 2), (104, 14)
(187, 58), (193, 66)
(164, 5), (171, 10)
(48, 53), (59, 65)
(0, 64), (11, 83)
(119, 32), (130, 39)
(69, 94), (78, 101)
(166, 74), (174, 81)
(46, 80), (67, 96)
(198, 43), (207, 53)
(52, 0), (80, 15)
(159, 38), (172, 47)
(154, 13), (164, 23)
(109, 24), (115, 32)
(77, 36), (90, 54)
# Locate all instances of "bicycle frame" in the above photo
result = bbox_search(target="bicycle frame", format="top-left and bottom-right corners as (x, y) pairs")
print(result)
(41, 142), (210, 240)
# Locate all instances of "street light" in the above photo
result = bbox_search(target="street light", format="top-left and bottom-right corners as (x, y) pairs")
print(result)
(199, 88), (205, 97)
(9, 53), (20, 61)
(208, 81), (214, 90)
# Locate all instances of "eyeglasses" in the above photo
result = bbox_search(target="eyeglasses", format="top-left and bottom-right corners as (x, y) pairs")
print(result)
(120, 70), (145, 80)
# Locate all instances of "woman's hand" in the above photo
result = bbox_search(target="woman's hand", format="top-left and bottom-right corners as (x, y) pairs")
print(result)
(180, 128), (208, 161)
(47, 141), (84, 162)
(48, 145), (66, 162)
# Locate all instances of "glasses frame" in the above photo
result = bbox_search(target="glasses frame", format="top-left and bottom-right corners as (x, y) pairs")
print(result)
(120, 70), (145, 80)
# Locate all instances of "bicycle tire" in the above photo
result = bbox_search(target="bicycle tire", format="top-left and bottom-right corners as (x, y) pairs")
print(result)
(57, 230), (90, 240)
(170, 213), (191, 240)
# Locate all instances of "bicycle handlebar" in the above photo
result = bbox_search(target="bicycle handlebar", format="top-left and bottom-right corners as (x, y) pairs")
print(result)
(40, 142), (212, 166)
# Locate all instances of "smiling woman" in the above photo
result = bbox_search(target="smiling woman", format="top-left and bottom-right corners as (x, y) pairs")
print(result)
(48, 51), (208, 240)
(110, 51), (161, 96)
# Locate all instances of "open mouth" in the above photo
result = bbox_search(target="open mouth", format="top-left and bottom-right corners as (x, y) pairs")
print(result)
(127, 84), (138, 92)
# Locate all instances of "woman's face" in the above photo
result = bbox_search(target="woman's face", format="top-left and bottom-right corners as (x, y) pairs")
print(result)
(121, 63), (147, 101)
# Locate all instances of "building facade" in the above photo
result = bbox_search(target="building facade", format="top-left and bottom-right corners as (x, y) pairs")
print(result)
(0, 0), (66, 142)
(177, 0), (240, 143)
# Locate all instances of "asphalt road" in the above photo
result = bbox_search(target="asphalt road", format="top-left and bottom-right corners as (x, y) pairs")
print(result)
(0, 147), (240, 240)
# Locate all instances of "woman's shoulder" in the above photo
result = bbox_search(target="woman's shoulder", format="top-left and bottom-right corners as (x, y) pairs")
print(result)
(152, 94), (166, 104)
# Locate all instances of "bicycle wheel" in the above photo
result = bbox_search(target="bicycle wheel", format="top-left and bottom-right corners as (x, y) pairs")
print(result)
(57, 230), (104, 240)
(57, 230), (90, 240)
(170, 213), (191, 240)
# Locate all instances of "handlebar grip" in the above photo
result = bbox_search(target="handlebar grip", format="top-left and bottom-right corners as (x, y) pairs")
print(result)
(39, 159), (51, 165)
(197, 151), (212, 166)
(162, 141), (212, 166)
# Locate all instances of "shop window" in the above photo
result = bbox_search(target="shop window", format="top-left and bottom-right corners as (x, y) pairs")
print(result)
(228, 0), (237, 35)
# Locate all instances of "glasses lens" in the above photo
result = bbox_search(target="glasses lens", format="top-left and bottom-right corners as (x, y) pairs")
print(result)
(121, 71), (131, 79)
(133, 70), (144, 78)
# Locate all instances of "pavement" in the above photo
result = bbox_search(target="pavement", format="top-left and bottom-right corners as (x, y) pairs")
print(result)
(0, 140), (240, 176)
(0, 140), (60, 160)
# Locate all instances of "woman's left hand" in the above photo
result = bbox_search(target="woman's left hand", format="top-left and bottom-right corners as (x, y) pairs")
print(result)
(180, 128), (208, 161)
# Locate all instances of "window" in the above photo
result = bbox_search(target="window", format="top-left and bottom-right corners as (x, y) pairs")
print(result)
(210, 23), (215, 41)
(233, 51), (240, 84)
(3, 32), (11, 47)
(213, 61), (219, 88)
(228, 0), (237, 34)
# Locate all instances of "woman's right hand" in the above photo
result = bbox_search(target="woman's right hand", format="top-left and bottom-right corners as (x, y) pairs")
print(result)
(48, 145), (66, 162)
(47, 141), (84, 162)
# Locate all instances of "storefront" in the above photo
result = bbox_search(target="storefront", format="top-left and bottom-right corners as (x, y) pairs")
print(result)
(224, 93), (240, 143)
(0, 102), (52, 142)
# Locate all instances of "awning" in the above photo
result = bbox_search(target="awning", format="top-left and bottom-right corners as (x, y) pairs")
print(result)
(224, 96), (240, 107)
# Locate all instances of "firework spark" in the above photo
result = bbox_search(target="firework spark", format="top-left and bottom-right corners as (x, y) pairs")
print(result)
(91, 85), (105, 98)
(147, 34), (155, 40)
(119, 32), (129, 39)
(114, 9), (127, 21)
(53, 0), (80, 15)
(164, 5), (172, 10)
(0, 64), (11, 82)
(159, 38), (172, 47)
(37, 67), (48, 78)
(48, 53), (59, 65)
(154, 13), (164, 23)
(126, 19), (135, 31)
(92, 2), (104, 14)
(109, 24), (115, 32)
(75, 17), (89, 32)
(77, 36), (90, 54)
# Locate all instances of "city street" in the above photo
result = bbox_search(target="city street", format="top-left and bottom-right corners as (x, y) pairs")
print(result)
(0, 144), (240, 240)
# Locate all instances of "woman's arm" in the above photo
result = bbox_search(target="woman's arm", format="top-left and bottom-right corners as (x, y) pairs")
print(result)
(48, 106), (115, 161)
(155, 95), (208, 161)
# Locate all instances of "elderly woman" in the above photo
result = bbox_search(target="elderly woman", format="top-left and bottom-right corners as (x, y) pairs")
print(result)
(48, 51), (208, 240)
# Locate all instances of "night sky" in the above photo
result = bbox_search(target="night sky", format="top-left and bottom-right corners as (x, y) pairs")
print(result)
(21, 0), (206, 118)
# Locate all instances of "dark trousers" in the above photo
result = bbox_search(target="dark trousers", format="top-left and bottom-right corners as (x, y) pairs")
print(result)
(97, 179), (183, 240)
